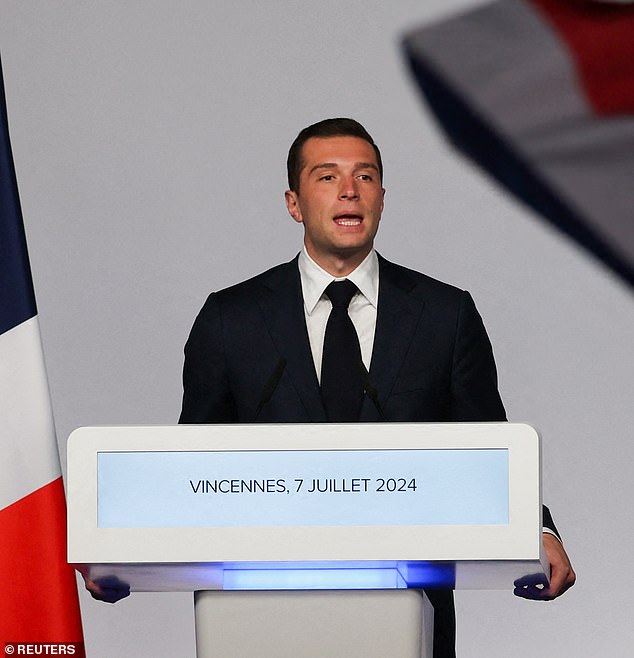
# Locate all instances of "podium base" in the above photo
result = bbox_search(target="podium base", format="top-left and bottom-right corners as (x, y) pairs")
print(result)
(194, 589), (433, 658)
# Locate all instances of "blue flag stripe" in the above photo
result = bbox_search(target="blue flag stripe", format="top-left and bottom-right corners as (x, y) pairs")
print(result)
(0, 56), (37, 335)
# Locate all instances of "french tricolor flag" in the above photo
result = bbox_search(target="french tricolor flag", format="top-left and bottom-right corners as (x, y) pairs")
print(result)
(0, 59), (84, 646)
(403, 0), (634, 289)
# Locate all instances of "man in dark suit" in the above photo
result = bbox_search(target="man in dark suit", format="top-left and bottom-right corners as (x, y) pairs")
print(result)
(179, 120), (508, 429)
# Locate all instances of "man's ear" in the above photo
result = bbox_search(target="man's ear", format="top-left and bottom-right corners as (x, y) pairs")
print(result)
(285, 190), (302, 224)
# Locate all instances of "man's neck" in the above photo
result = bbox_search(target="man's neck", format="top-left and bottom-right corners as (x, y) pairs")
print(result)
(304, 245), (373, 277)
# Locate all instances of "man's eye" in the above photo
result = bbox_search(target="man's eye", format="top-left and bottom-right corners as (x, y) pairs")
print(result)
(320, 175), (335, 181)
(358, 174), (372, 181)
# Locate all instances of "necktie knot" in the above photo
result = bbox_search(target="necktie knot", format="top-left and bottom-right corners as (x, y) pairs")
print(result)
(325, 280), (357, 309)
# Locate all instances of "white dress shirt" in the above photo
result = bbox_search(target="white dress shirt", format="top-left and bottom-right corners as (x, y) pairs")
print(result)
(298, 247), (379, 382)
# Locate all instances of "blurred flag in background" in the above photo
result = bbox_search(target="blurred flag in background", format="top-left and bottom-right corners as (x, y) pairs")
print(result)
(403, 0), (634, 289)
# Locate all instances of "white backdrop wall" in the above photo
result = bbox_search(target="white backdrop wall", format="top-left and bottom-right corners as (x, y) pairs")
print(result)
(1, 1), (632, 656)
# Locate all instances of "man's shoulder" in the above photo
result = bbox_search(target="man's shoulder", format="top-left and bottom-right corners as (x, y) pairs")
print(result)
(377, 253), (468, 302)
(197, 257), (299, 312)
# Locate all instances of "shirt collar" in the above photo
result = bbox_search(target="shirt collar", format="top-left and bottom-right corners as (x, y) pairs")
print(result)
(298, 247), (379, 314)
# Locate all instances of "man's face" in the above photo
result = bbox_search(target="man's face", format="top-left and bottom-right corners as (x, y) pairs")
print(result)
(285, 136), (385, 275)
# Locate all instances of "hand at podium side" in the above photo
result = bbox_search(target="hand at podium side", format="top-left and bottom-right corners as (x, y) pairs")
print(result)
(83, 574), (130, 604)
(514, 533), (576, 600)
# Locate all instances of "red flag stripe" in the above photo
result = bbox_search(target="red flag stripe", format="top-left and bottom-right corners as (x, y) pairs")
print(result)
(529, 0), (634, 114)
(0, 477), (84, 644)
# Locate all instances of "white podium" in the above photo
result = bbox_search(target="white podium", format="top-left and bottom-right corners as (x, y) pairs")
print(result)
(67, 423), (548, 657)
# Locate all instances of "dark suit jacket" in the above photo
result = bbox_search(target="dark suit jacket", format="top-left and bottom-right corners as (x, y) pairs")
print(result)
(180, 254), (506, 425)
(179, 253), (552, 658)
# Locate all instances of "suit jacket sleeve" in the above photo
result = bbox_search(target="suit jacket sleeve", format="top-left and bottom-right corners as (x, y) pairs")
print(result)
(179, 293), (238, 424)
(449, 291), (507, 422)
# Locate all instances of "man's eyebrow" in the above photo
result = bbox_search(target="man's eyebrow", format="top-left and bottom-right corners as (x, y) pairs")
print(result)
(307, 162), (379, 176)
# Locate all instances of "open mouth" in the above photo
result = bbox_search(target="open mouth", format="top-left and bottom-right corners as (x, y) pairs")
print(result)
(333, 213), (363, 226)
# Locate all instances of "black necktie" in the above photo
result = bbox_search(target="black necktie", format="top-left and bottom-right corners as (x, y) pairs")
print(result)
(320, 280), (364, 422)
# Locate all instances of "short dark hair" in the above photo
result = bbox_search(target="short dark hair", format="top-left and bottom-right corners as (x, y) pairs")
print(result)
(287, 118), (383, 193)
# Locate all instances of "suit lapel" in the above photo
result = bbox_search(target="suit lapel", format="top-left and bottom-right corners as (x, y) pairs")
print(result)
(257, 257), (327, 421)
(362, 255), (426, 420)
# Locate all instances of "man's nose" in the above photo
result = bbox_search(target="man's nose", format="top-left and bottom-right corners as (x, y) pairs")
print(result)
(339, 177), (359, 199)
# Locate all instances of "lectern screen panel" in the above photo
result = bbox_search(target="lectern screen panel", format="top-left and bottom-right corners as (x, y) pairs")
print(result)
(97, 449), (508, 529)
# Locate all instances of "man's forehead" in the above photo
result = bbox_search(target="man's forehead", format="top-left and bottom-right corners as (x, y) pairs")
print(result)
(300, 136), (379, 169)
